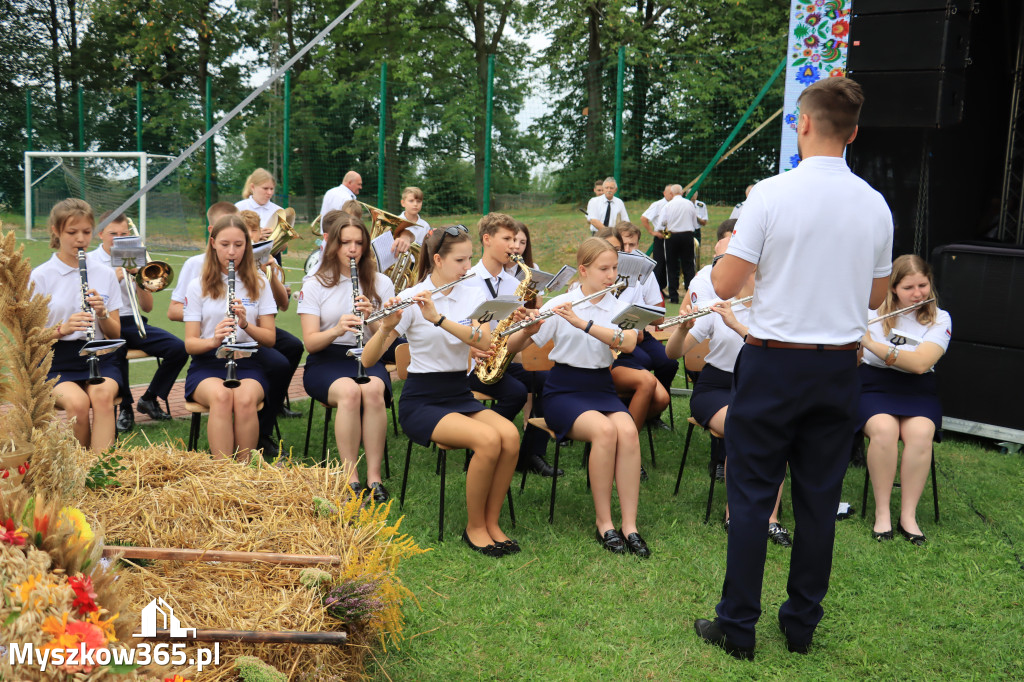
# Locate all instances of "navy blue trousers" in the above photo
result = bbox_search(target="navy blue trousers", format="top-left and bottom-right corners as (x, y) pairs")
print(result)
(254, 328), (303, 438)
(116, 317), (188, 403)
(634, 332), (679, 394)
(717, 344), (858, 648)
(467, 361), (549, 464)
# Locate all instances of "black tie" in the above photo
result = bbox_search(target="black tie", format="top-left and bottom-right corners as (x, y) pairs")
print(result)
(604, 201), (612, 227)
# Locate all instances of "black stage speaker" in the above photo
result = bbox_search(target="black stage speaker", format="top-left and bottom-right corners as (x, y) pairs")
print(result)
(937, 340), (1024, 432)
(848, 0), (975, 128)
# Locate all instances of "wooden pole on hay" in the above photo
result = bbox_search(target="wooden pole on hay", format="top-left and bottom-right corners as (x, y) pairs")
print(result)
(103, 546), (342, 565)
(150, 629), (347, 645)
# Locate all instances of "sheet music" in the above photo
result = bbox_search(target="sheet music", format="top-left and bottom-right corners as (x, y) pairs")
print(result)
(611, 303), (665, 331)
(371, 232), (397, 273)
(110, 236), (147, 270)
(466, 296), (524, 325)
(616, 251), (655, 289)
(526, 266), (554, 286)
(545, 265), (578, 294)
(252, 239), (274, 266)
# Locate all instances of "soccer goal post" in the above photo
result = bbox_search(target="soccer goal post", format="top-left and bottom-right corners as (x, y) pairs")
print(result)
(23, 151), (174, 242)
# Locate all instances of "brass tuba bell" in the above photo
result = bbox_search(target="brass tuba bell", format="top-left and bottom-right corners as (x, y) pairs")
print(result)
(269, 207), (300, 255)
(360, 202), (421, 292)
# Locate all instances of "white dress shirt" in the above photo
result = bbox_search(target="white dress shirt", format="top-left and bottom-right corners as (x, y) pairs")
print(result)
(171, 254), (206, 304)
(689, 302), (751, 372)
(399, 212), (430, 245)
(660, 195), (699, 234)
(183, 272), (276, 345)
(87, 246), (133, 317)
(532, 287), (629, 369)
(643, 198), (668, 233)
(31, 253), (123, 341)
(298, 272), (395, 346)
(726, 156), (894, 344)
(586, 195), (629, 228)
(319, 184), (358, 222)
(729, 202), (745, 220)
(393, 275), (487, 374)
(235, 197), (283, 227)
(862, 307), (952, 372)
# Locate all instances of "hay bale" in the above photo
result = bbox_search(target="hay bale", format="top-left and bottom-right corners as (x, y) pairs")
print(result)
(79, 443), (427, 681)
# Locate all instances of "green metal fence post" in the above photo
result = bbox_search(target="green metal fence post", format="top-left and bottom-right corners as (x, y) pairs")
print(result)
(687, 57), (786, 199)
(205, 76), (213, 222)
(77, 87), (86, 198)
(26, 87), (33, 235)
(378, 62), (387, 205)
(482, 54), (495, 214)
(614, 46), (625, 185)
(283, 70), (291, 208)
(136, 82), (143, 191)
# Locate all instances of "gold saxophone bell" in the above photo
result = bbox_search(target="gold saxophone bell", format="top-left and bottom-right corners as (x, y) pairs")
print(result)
(474, 254), (537, 384)
(360, 202), (421, 291)
(269, 207), (300, 255)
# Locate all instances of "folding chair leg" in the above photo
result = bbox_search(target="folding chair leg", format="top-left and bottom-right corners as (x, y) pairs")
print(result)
(390, 401), (398, 435)
(520, 462), (529, 491)
(303, 399), (316, 460)
(506, 487), (516, 527)
(584, 442), (591, 490)
(668, 396), (675, 430)
(384, 437), (391, 479)
(548, 440), (561, 524)
(646, 423), (656, 468)
(438, 449), (446, 542)
(464, 449), (471, 472)
(861, 464), (870, 519)
(704, 473), (717, 524)
(188, 413), (201, 451)
(675, 422), (696, 495)
(320, 406), (333, 467)
(400, 441), (413, 509)
(931, 447), (939, 522)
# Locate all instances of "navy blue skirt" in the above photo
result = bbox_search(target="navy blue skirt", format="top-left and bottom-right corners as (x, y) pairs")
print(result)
(399, 371), (486, 446)
(48, 340), (123, 386)
(690, 364), (733, 427)
(303, 345), (392, 404)
(858, 364), (942, 430)
(184, 350), (269, 402)
(543, 363), (628, 441)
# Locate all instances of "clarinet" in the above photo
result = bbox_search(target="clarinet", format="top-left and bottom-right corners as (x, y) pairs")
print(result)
(347, 257), (370, 384)
(76, 248), (105, 385)
(222, 260), (241, 388)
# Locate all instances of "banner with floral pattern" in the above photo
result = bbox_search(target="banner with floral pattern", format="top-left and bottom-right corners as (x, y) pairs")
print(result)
(779, 0), (852, 172)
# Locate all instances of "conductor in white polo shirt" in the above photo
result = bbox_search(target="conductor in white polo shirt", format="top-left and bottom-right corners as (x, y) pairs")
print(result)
(320, 170), (363, 218)
(694, 77), (894, 660)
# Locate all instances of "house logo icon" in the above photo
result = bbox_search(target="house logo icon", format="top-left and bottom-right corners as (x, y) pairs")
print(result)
(133, 597), (197, 638)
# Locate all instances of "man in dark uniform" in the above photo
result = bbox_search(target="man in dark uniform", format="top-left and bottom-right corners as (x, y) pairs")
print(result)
(694, 77), (894, 660)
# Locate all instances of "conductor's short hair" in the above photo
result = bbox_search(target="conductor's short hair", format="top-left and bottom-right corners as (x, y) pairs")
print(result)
(796, 77), (864, 142)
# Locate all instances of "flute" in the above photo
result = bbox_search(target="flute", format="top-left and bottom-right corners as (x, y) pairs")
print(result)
(498, 280), (627, 338)
(364, 272), (477, 324)
(347, 257), (370, 384)
(657, 295), (754, 330)
(868, 298), (935, 325)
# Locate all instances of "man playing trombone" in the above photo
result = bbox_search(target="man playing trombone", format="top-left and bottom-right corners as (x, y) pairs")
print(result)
(89, 210), (187, 431)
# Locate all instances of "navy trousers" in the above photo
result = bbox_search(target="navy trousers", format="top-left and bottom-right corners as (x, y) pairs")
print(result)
(254, 328), (303, 438)
(467, 361), (549, 465)
(651, 236), (668, 290)
(716, 344), (858, 648)
(665, 232), (696, 299)
(635, 332), (679, 394)
(116, 317), (188, 403)
(506, 362), (550, 465)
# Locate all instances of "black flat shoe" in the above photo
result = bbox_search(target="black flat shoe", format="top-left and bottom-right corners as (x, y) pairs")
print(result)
(897, 521), (927, 546)
(368, 481), (390, 503)
(647, 417), (672, 431)
(116, 404), (134, 433)
(778, 619), (810, 654)
(596, 528), (626, 554)
(349, 481), (366, 496)
(526, 453), (563, 477)
(872, 528), (894, 541)
(768, 523), (792, 548)
(463, 530), (504, 557)
(694, 617), (755, 661)
(496, 539), (521, 554)
(257, 435), (281, 460)
(621, 531), (651, 558)
(137, 397), (171, 421)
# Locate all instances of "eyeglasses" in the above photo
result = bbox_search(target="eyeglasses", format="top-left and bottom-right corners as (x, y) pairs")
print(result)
(432, 224), (469, 251)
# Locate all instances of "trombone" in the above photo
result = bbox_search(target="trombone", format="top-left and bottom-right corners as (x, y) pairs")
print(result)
(125, 217), (174, 293)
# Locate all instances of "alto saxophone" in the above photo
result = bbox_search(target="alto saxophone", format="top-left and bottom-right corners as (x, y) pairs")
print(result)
(473, 254), (536, 385)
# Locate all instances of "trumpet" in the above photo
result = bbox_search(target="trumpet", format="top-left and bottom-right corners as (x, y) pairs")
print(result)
(869, 298), (935, 325)
(656, 296), (754, 330)
(347, 257), (370, 384)
(498, 279), (627, 338)
(364, 272), (477, 324)
(76, 248), (125, 385)
(216, 259), (258, 388)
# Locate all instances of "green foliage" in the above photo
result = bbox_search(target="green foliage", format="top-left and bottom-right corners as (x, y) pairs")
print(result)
(85, 448), (126, 490)
(234, 655), (287, 682)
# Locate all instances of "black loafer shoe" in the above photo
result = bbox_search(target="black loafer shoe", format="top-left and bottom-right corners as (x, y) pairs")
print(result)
(694, 617), (755, 661)
(136, 397), (171, 421)
(116, 404), (134, 433)
(778, 619), (811, 654)
(621, 531), (651, 558)
(349, 481), (366, 496)
(768, 523), (792, 548)
(368, 481), (390, 503)
(596, 528), (626, 554)
(257, 436), (281, 460)
(279, 406), (303, 419)
(723, 518), (730, 533)
(897, 521), (927, 546)
(463, 530), (504, 557)
(647, 417), (672, 431)
(640, 464), (649, 482)
(496, 539), (521, 554)
(527, 453), (563, 477)
(872, 528), (894, 541)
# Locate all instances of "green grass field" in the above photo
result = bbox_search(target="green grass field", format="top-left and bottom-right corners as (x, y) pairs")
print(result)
(4, 206), (1023, 680)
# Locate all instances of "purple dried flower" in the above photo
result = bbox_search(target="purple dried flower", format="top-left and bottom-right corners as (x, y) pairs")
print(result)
(323, 577), (385, 624)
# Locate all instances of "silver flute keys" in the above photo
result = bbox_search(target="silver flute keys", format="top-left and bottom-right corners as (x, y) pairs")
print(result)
(364, 272), (477, 324)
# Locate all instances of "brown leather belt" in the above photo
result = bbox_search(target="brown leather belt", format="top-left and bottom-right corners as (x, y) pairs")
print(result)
(745, 334), (860, 351)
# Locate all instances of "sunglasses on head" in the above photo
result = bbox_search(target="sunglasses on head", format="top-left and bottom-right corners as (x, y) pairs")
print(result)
(430, 224), (469, 249)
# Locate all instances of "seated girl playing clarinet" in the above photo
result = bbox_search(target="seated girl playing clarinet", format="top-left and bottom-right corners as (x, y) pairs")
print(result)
(506, 237), (651, 557)
(31, 198), (123, 452)
(299, 211), (395, 502)
(361, 225), (521, 557)
(183, 215), (277, 461)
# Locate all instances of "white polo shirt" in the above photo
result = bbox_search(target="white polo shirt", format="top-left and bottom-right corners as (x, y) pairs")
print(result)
(726, 155), (894, 344)
(660, 195), (699, 234)
(399, 212), (430, 245)
(586, 195), (629, 228)
(297, 271), (395, 346)
(393, 275), (487, 374)
(532, 287), (631, 369)
(862, 307), (952, 372)
(235, 197), (283, 227)
(620, 271), (663, 307)
(319, 184), (358, 221)
(689, 302), (751, 373)
(87, 246), (133, 317)
(642, 198), (668, 233)
(687, 264), (717, 309)
(31, 253), (123, 342)
(171, 254), (205, 304)
(183, 272), (276, 345)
